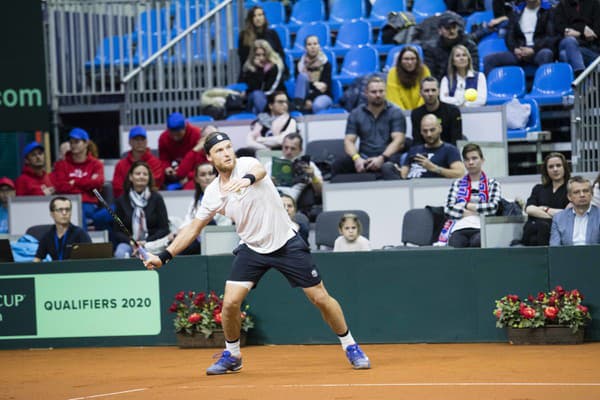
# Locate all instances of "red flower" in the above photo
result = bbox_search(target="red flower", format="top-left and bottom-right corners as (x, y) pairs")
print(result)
(520, 306), (536, 319)
(555, 286), (565, 297)
(188, 313), (202, 324)
(188, 291), (194, 299)
(528, 295), (535, 302)
(536, 292), (545, 302)
(175, 291), (185, 301)
(168, 302), (178, 313)
(548, 296), (557, 306)
(507, 294), (519, 302)
(570, 289), (582, 300)
(544, 306), (558, 320)
(577, 305), (589, 314)
(494, 309), (502, 319)
(214, 311), (222, 324)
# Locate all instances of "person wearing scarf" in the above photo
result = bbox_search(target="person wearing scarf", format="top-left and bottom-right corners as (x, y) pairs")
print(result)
(113, 161), (170, 258)
(440, 143), (501, 247)
(293, 35), (333, 114)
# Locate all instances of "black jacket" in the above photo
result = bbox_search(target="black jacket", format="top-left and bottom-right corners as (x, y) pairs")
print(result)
(424, 33), (480, 80)
(240, 64), (286, 96)
(554, 0), (600, 50)
(506, 4), (558, 55)
(113, 191), (170, 245)
(237, 28), (287, 77)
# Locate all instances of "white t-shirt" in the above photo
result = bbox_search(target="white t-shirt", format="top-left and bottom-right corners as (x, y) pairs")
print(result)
(451, 180), (482, 232)
(520, 6), (539, 46)
(333, 235), (371, 252)
(195, 157), (296, 253)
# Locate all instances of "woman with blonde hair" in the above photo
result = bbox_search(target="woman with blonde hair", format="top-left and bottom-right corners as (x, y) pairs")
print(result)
(386, 46), (431, 110)
(237, 6), (286, 73)
(240, 39), (286, 114)
(440, 44), (487, 107)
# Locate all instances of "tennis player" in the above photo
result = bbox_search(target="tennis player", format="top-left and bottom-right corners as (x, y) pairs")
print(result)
(143, 131), (370, 374)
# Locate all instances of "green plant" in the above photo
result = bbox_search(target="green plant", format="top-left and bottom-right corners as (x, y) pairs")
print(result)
(169, 290), (254, 338)
(494, 286), (592, 332)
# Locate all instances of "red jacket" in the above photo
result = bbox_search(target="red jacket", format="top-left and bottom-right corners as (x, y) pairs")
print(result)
(15, 166), (55, 196)
(177, 148), (209, 183)
(158, 123), (201, 170)
(52, 152), (104, 204)
(112, 149), (165, 198)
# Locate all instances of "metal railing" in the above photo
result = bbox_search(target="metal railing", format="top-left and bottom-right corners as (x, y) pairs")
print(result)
(571, 56), (600, 173)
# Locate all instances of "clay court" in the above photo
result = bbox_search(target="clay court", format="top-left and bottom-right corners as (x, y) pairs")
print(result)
(2, 343), (600, 400)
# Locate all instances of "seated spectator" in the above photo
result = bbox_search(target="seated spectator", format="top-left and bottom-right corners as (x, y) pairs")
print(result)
(293, 35), (333, 114)
(593, 171), (600, 208)
(33, 196), (91, 262)
(550, 176), (600, 246)
(58, 141), (70, 160)
(281, 193), (310, 244)
(52, 128), (110, 230)
(113, 161), (170, 258)
(246, 91), (298, 151)
(0, 177), (15, 233)
(158, 112), (201, 190)
(522, 152), (571, 246)
(15, 142), (55, 196)
(334, 76), (406, 177)
(113, 126), (164, 198)
(483, 0), (557, 75)
(386, 46), (432, 111)
(443, 143), (501, 248)
(383, 114), (465, 180)
(440, 44), (487, 107)
(177, 124), (218, 190)
(554, 0), (600, 77)
(444, 0), (485, 16)
(333, 213), (371, 252)
(411, 76), (463, 146)
(240, 39), (286, 114)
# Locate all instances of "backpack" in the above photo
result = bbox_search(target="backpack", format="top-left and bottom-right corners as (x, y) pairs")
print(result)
(339, 72), (387, 112)
(381, 11), (417, 45)
(413, 11), (464, 45)
(496, 198), (524, 217)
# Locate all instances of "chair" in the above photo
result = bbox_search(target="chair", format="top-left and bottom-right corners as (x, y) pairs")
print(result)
(273, 24), (291, 49)
(188, 115), (215, 123)
(331, 78), (343, 102)
(506, 98), (542, 141)
(486, 66), (526, 105)
(524, 62), (574, 106)
(286, 0), (326, 33)
(261, 1), (286, 27)
(315, 107), (348, 115)
(401, 208), (435, 246)
(331, 19), (373, 58)
(383, 44), (424, 72)
(477, 37), (508, 72)
(323, 47), (338, 75)
(226, 112), (257, 121)
(333, 46), (380, 86)
(25, 224), (53, 241)
(315, 210), (370, 249)
(288, 21), (331, 59)
(412, 0), (447, 23)
(330, 173), (377, 183)
(328, 0), (367, 31)
(305, 139), (346, 165)
(86, 35), (130, 69)
(464, 10), (493, 34)
(368, 0), (407, 28)
(135, 7), (169, 34)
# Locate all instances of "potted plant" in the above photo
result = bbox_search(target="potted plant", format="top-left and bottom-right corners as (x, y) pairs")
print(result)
(493, 285), (592, 345)
(169, 290), (254, 348)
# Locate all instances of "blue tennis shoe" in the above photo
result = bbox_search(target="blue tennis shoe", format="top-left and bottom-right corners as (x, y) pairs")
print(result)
(206, 350), (243, 375)
(345, 344), (371, 369)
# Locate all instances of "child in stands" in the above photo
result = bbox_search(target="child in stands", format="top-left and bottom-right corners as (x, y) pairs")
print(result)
(333, 213), (371, 252)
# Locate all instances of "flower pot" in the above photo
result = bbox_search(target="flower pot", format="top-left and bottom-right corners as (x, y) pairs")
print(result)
(176, 330), (247, 349)
(507, 325), (584, 345)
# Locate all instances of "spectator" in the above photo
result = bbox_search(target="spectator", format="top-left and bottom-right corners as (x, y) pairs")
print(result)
(483, 0), (557, 75)
(444, 0), (485, 16)
(522, 152), (571, 246)
(550, 176), (600, 246)
(469, 0), (516, 42)
(281, 193), (310, 244)
(240, 40), (287, 114)
(177, 124), (217, 190)
(113, 126), (165, 198)
(293, 35), (333, 114)
(384, 114), (465, 180)
(33, 196), (91, 262)
(158, 112), (201, 189)
(593, 171), (600, 208)
(52, 128), (109, 230)
(0, 177), (15, 234)
(113, 161), (170, 258)
(411, 76), (463, 146)
(441, 44), (487, 107)
(237, 6), (286, 78)
(423, 12), (479, 81)
(554, 0), (600, 77)
(15, 141), (55, 196)
(333, 213), (371, 252)
(334, 76), (406, 177)
(246, 91), (297, 151)
(443, 143), (501, 248)
(58, 141), (70, 160)
(386, 46), (432, 111)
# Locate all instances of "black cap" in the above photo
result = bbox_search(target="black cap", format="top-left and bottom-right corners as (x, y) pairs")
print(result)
(438, 12), (464, 28)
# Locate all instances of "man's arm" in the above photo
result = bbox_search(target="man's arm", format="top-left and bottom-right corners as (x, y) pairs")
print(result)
(367, 131), (406, 171)
(344, 133), (367, 173)
(549, 217), (560, 246)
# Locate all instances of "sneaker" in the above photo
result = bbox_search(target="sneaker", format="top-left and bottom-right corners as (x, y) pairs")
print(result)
(206, 350), (243, 375)
(345, 344), (370, 369)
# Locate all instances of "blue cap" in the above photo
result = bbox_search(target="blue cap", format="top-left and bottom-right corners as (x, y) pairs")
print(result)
(22, 141), (44, 159)
(129, 126), (147, 139)
(167, 112), (186, 130)
(69, 127), (89, 141)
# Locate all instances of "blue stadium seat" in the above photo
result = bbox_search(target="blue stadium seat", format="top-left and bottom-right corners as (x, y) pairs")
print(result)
(188, 115), (215, 123)
(464, 10), (493, 34)
(273, 24), (291, 49)
(136, 8), (169, 34)
(285, 52), (296, 78)
(333, 45), (380, 86)
(286, 0), (326, 33)
(328, 0), (367, 31)
(383, 44), (424, 72)
(87, 35), (131, 68)
(316, 107), (348, 114)
(477, 37), (508, 72)
(226, 112), (257, 120)
(486, 66), (526, 105)
(412, 0), (447, 23)
(285, 78), (296, 98)
(524, 62), (574, 106)
(331, 19), (373, 58)
(331, 78), (343, 102)
(288, 21), (331, 59)
(368, 0), (407, 28)
(290, 110), (304, 118)
(323, 47), (338, 75)
(262, 1), (286, 27)
(506, 98), (542, 141)
(226, 82), (248, 92)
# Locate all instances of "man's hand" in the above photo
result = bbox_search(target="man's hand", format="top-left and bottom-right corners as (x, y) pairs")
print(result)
(584, 25), (597, 40)
(365, 155), (384, 171)
(354, 157), (367, 173)
(313, 81), (327, 93)
(564, 28), (581, 38)
(413, 154), (433, 170)
(143, 252), (163, 270)
(222, 177), (252, 193)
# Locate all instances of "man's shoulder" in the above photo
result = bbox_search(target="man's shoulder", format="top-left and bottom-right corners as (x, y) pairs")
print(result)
(438, 101), (461, 113)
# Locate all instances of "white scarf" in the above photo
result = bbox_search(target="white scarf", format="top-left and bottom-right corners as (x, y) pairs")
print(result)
(130, 187), (150, 241)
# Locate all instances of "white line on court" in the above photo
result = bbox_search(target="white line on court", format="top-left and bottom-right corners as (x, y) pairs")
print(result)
(183, 382), (600, 389)
(67, 388), (147, 400)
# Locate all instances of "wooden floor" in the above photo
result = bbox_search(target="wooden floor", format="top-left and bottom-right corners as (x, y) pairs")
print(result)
(1, 343), (600, 400)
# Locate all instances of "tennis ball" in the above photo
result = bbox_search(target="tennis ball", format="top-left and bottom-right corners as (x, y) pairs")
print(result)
(464, 88), (478, 102)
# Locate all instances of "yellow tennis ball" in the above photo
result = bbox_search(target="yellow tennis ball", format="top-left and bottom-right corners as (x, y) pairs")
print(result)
(464, 88), (478, 102)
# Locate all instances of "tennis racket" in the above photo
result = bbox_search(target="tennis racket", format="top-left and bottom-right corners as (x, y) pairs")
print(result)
(92, 189), (149, 261)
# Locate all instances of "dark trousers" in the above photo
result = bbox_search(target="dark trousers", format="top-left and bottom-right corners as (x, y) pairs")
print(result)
(449, 228), (481, 248)
(483, 49), (554, 75)
(521, 218), (551, 246)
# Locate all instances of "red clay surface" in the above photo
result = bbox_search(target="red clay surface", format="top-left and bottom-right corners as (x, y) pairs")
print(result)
(1, 343), (600, 400)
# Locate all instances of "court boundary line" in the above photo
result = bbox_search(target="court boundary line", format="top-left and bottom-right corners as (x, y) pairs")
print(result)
(67, 388), (147, 400)
(182, 382), (600, 389)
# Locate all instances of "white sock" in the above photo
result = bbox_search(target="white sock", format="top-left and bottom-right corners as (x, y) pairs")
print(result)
(225, 339), (241, 358)
(338, 330), (356, 351)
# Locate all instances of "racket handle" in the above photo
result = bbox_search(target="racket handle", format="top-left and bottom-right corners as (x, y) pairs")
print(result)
(137, 245), (150, 261)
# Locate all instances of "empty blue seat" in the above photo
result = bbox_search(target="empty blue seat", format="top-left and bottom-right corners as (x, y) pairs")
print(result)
(188, 115), (215, 123)
(288, 21), (331, 59)
(316, 107), (348, 114)
(226, 112), (257, 121)
(333, 45), (380, 86)
(383, 44), (424, 72)
(477, 37), (508, 72)
(328, 0), (367, 31)
(87, 35), (131, 68)
(464, 10), (493, 34)
(136, 8), (169, 34)
(412, 0), (447, 23)
(486, 66), (526, 105)
(368, 0), (407, 28)
(273, 25), (291, 49)
(524, 62), (574, 106)
(506, 98), (542, 141)
(290, 110), (304, 118)
(262, 1), (286, 27)
(287, 0), (326, 33)
(331, 78), (343, 102)
(331, 19), (372, 57)
(323, 47), (338, 75)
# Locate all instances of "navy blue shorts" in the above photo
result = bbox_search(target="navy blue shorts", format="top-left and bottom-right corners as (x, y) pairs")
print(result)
(229, 234), (322, 288)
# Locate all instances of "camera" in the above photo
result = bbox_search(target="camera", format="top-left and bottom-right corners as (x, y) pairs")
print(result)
(292, 155), (311, 184)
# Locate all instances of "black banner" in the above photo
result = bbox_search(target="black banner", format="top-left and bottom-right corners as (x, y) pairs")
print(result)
(0, 278), (37, 336)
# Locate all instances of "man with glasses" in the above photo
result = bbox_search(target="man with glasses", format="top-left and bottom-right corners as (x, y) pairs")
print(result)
(33, 196), (91, 262)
